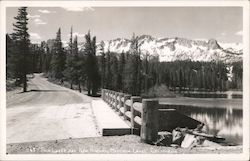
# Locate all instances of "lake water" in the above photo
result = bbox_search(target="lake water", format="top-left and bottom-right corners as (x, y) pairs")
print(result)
(169, 105), (242, 145)
(183, 93), (242, 99)
(179, 91), (243, 99)
(159, 97), (243, 145)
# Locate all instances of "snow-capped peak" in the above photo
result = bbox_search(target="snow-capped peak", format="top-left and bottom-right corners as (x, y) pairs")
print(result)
(93, 35), (242, 63)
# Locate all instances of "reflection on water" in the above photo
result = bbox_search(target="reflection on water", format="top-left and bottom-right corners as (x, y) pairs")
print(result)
(183, 93), (242, 99)
(183, 93), (227, 98)
(169, 105), (242, 145)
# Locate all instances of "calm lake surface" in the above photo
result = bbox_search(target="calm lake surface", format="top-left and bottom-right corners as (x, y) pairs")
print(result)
(180, 91), (243, 99)
(183, 93), (242, 99)
(159, 96), (243, 145)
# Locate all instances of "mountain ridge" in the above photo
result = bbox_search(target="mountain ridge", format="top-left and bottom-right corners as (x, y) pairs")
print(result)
(81, 35), (243, 63)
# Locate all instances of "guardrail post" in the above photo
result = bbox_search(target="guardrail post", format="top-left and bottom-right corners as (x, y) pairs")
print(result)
(110, 91), (113, 108)
(102, 89), (106, 101)
(107, 90), (109, 104)
(111, 91), (115, 109)
(108, 90), (111, 105)
(112, 91), (116, 109)
(119, 93), (124, 116)
(115, 92), (119, 111)
(105, 89), (107, 102)
(102, 89), (105, 101)
(110, 90), (112, 104)
(130, 96), (142, 134)
(140, 99), (159, 144)
(123, 95), (131, 119)
(106, 89), (108, 102)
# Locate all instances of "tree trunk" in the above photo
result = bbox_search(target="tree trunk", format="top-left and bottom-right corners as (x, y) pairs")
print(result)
(23, 74), (27, 92)
(87, 81), (91, 96)
(78, 80), (81, 93)
(70, 80), (73, 89)
(92, 83), (96, 96)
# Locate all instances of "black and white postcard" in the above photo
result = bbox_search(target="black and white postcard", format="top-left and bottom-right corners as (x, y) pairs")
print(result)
(0, 1), (249, 161)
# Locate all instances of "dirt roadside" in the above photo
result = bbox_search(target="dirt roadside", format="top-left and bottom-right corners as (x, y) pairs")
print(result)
(6, 135), (242, 154)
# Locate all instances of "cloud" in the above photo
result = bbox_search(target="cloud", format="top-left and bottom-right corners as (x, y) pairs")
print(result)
(33, 18), (47, 25)
(27, 14), (40, 19)
(36, 22), (47, 25)
(30, 32), (42, 40)
(68, 32), (85, 38)
(34, 18), (41, 22)
(62, 7), (94, 12)
(38, 9), (55, 14)
(28, 14), (47, 25)
(235, 30), (243, 36)
(221, 32), (226, 36)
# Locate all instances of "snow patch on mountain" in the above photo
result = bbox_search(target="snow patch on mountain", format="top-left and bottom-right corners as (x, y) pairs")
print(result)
(93, 35), (243, 63)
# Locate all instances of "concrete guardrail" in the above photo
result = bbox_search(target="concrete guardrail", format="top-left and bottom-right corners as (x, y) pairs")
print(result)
(102, 89), (201, 144)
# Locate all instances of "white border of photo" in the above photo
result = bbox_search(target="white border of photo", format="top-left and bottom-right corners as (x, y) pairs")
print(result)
(0, 1), (249, 161)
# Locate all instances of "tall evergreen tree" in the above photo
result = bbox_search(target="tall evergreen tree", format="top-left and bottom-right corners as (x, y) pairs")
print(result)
(43, 43), (52, 74)
(50, 28), (66, 81)
(124, 34), (141, 95)
(117, 51), (125, 92)
(105, 50), (112, 89)
(69, 26), (73, 55)
(72, 36), (78, 55)
(6, 34), (17, 79)
(84, 31), (100, 96)
(64, 27), (75, 89)
(110, 53), (119, 90)
(72, 36), (82, 92)
(11, 7), (30, 92)
(100, 41), (106, 88)
(143, 53), (149, 93)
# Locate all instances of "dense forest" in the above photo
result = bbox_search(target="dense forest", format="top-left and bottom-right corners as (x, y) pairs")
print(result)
(6, 7), (243, 96)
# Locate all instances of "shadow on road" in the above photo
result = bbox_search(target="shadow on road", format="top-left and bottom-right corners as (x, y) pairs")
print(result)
(18, 89), (68, 94)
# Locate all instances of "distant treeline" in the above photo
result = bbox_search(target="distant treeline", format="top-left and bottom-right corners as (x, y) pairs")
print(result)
(97, 51), (243, 95)
(6, 7), (242, 95)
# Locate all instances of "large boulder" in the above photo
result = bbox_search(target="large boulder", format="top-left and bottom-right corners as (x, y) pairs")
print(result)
(154, 131), (172, 146)
(172, 129), (185, 145)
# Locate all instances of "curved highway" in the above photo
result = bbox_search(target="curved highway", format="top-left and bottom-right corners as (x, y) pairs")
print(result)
(7, 74), (100, 144)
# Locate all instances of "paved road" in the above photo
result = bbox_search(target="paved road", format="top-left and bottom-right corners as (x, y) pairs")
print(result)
(7, 74), (100, 144)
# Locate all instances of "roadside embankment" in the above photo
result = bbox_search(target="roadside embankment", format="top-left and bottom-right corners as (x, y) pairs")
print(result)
(6, 135), (242, 154)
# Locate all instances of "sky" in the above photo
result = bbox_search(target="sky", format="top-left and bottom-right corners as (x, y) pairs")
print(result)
(6, 7), (243, 44)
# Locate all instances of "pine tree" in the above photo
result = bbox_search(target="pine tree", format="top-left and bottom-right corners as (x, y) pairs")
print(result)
(179, 67), (186, 92)
(72, 36), (78, 55)
(100, 41), (106, 88)
(105, 51), (112, 89)
(6, 34), (17, 79)
(37, 41), (46, 73)
(124, 34), (141, 95)
(117, 51), (125, 92)
(50, 28), (66, 81)
(11, 7), (30, 92)
(144, 53), (149, 93)
(84, 31), (100, 96)
(72, 36), (82, 92)
(69, 27), (73, 55)
(110, 53), (119, 90)
(43, 43), (52, 74)
(64, 27), (74, 89)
